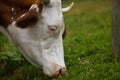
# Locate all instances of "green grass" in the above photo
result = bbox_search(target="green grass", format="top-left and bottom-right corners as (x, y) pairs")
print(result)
(1, 0), (119, 80)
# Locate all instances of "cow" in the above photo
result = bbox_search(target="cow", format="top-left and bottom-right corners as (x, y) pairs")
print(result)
(0, 0), (74, 77)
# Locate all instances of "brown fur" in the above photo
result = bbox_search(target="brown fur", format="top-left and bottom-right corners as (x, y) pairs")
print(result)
(0, 0), (42, 28)
(0, 0), (41, 8)
(16, 5), (43, 28)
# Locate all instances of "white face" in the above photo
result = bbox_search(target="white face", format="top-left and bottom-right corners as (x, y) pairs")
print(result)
(6, 0), (66, 77)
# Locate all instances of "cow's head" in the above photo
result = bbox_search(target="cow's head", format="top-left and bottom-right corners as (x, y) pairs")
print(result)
(0, 0), (74, 77)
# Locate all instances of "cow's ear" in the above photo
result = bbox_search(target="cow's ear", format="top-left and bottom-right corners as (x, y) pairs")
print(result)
(15, 8), (39, 28)
(62, 27), (66, 39)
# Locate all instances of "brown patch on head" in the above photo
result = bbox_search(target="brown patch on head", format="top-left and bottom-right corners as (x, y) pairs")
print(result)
(15, 10), (38, 28)
(15, 2), (43, 28)
(15, 7), (39, 28)
(0, 0), (42, 28)
(0, 0), (41, 8)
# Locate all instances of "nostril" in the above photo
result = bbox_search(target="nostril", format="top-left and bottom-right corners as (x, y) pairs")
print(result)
(59, 69), (63, 75)
(59, 68), (62, 74)
(51, 67), (66, 77)
(59, 67), (66, 75)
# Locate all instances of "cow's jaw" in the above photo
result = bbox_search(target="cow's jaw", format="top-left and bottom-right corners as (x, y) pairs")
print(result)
(6, 0), (66, 77)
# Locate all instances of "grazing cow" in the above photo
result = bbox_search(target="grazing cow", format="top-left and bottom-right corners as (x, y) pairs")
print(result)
(0, 0), (74, 77)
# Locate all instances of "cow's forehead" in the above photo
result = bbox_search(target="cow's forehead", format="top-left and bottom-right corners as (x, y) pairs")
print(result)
(50, 0), (61, 5)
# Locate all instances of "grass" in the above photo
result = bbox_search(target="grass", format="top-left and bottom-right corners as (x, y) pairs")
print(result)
(1, 0), (119, 80)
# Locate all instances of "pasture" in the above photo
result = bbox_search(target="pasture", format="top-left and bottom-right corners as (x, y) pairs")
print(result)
(1, 0), (119, 80)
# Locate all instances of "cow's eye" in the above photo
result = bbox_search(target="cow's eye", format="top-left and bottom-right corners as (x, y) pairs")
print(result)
(47, 25), (58, 35)
(48, 25), (57, 31)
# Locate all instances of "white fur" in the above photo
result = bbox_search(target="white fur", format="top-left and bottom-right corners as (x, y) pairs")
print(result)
(0, 0), (66, 77)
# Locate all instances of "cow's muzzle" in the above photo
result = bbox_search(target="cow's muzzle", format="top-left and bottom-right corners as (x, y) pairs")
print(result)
(46, 65), (66, 78)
